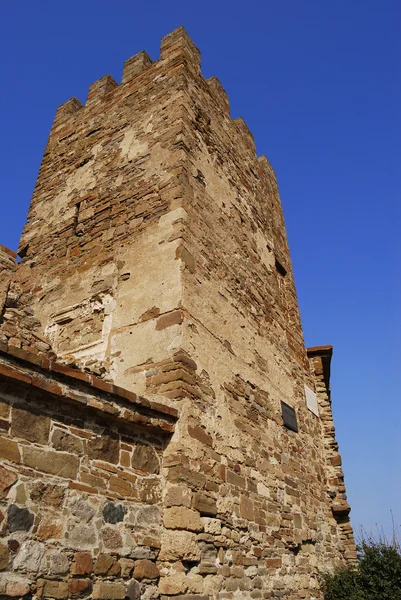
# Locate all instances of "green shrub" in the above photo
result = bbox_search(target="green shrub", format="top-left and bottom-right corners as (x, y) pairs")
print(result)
(358, 538), (401, 599)
(322, 533), (401, 599)
(323, 564), (364, 600)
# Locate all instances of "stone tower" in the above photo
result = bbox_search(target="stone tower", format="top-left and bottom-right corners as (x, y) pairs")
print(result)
(0, 28), (355, 600)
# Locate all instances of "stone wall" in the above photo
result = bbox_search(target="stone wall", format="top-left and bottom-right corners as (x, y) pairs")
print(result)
(0, 27), (355, 599)
(0, 345), (176, 599)
(307, 346), (356, 561)
(0, 245), (16, 321)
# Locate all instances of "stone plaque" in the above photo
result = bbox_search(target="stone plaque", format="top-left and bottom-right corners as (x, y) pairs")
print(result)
(304, 384), (319, 417)
(281, 401), (298, 432)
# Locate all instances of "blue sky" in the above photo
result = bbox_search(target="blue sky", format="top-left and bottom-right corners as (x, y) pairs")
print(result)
(1, 1), (399, 538)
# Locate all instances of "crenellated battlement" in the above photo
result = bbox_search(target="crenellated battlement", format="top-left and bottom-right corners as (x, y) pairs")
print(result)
(49, 27), (275, 181)
(206, 76), (230, 115)
(122, 51), (152, 84)
(51, 27), (198, 124)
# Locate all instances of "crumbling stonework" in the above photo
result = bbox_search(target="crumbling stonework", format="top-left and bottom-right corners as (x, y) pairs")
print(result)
(0, 245), (16, 316)
(0, 27), (355, 599)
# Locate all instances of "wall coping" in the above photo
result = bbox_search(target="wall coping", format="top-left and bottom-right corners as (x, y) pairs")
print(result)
(0, 341), (178, 433)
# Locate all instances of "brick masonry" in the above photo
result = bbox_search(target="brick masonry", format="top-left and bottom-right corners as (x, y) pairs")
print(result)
(0, 27), (356, 599)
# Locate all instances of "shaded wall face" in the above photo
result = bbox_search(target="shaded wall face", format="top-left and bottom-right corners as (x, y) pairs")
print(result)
(0, 375), (165, 597)
(141, 72), (353, 598)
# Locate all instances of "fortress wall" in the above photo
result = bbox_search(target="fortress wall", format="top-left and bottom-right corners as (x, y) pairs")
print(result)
(0, 28), (355, 600)
(0, 346), (176, 597)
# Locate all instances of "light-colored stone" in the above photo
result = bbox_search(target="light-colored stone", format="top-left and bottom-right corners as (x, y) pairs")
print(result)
(13, 541), (45, 573)
(202, 517), (222, 535)
(164, 484), (192, 508)
(159, 573), (188, 595)
(67, 523), (97, 549)
(49, 553), (69, 575)
(159, 530), (201, 561)
(163, 506), (202, 531)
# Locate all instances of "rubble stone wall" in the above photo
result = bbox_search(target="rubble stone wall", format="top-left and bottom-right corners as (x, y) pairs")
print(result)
(0, 27), (355, 600)
(0, 348), (176, 599)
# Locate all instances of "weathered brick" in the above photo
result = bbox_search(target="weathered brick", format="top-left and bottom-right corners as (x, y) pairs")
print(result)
(188, 425), (213, 447)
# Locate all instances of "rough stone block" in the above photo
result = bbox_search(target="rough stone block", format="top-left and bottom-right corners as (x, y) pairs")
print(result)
(37, 579), (69, 599)
(118, 558), (135, 578)
(7, 505), (34, 532)
(5, 579), (31, 597)
(92, 582), (125, 600)
(23, 447), (79, 479)
(102, 527), (123, 549)
(30, 482), (65, 507)
(52, 429), (83, 454)
(133, 559), (159, 580)
(13, 540), (45, 573)
(192, 492), (217, 516)
(71, 552), (93, 575)
(239, 495), (254, 521)
(163, 506), (202, 532)
(94, 553), (117, 576)
(164, 484), (192, 508)
(132, 444), (160, 474)
(68, 578), (92, 597)
(103, 502), (127, 524)
(188, 425), (213, 447)
(159, 573), (188, 595)
(49, 553), (69, 575)
(0, 465), (17, 499)
(0, 543), (10, 570)
(0, 437), (20, 462)
(11, 406), (50, 444)
(159, 530), (201, 561)
(87, 434), (119, 464)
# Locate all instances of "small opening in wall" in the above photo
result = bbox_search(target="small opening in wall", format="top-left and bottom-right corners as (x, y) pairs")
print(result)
(17, 244), (29, 261)
(275, 257), (287, 277)
(73, 202), (81, 235)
